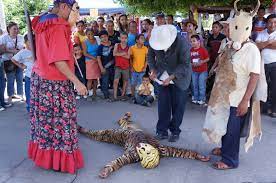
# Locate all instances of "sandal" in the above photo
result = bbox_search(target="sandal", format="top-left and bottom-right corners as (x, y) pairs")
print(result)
(211, 147), (221, 156)
(108, 98), (119, 102)
(211, 161), (236, 170)
(119, 96), (129, 101)
(195, 154), (210, 162)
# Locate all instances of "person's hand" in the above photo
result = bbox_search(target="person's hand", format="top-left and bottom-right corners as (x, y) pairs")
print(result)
(162, 77), (171, 86)
(267, 39), (276, 45)
(236, 99), (249, 116)
(9, 48), (19, 54)
(21, 64), (27, 70)
(163, 77), (172, 86)
(101, 68), (106, 74)
(75, 81), (88, 96)
(197, 61), (203, 66)
(192, 62), (199, 67)
(209, 66), (216, 77)
(163, 75), (175, 86)
(144, 87), (151, 95)
(0, 44), (5, 54)
(149, 70), (157, 81)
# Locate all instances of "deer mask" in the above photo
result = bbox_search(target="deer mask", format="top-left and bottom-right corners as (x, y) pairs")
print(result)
(229, 0), (260, 50)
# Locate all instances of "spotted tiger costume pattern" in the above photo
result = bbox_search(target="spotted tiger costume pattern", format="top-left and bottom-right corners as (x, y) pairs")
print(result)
(78, 112), (210, 178)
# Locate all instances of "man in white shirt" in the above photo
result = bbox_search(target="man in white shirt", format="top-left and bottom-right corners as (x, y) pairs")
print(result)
(256, 13), (276, 118)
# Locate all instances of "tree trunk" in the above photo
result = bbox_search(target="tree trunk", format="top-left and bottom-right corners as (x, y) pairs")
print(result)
(0, 0), (6, 33)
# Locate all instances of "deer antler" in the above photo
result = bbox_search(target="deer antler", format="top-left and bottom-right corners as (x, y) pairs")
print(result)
(234, 0), (241, 16)
(250, 0), (261, 16)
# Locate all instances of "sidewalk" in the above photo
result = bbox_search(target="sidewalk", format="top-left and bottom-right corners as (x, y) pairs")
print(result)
(0, 99), (275, 183)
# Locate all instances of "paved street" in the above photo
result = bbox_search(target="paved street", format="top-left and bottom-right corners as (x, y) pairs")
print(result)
(0, 98), (275, 183)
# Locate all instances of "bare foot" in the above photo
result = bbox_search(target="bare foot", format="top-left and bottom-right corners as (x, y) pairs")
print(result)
(77, 125), (88, 134)
(212, 161), (235, 170)
(99, 167), (112, 179)
(196, 154), (211, 162)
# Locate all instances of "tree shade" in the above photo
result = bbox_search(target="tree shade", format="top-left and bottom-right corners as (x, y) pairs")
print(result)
(3, 0), (50, 34)
(115, 0), (273, 15)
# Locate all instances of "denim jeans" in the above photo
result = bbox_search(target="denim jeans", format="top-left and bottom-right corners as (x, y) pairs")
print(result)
(131, 72), (145, 86)
(135, 94), (154, 105)
(192, 71), (207, 102)
(6, 67), (23, 97)
(25, 76), (31, 112)
(156, 85), (188, 136)
(0, 63), (6, 107)
(221, 107), (247, 168)
(100, 68), (111, 98)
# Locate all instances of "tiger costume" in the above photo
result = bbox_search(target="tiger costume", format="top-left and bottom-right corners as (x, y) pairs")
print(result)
(78, 112), (210, 178)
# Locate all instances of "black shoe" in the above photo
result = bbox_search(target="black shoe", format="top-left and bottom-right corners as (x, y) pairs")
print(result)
(155, 133), (168, 140)
(104, 96), (110, 100)
(168, 134), (179, 142)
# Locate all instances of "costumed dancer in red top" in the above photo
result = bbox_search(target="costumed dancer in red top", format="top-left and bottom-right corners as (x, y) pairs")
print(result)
(28, 0), (87, 174)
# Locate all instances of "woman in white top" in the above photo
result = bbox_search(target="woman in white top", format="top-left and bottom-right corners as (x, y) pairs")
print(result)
(0, 22), (24, 103)
(256, 14), (276, 118)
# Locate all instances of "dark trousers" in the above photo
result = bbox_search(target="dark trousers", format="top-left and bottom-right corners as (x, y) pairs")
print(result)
(100, 68), (111, 98)
(135, 94), (154, 105)
(109, 66), (115, 89)
(221, 107), (247, 168)
(156, 85), (187, 136)
(0, 64), (6, 107)
(264, 63), (276, 113)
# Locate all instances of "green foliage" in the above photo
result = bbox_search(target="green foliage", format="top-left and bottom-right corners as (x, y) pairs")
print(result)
(115, 0), (273, 15)
(3, 0), (50, 34)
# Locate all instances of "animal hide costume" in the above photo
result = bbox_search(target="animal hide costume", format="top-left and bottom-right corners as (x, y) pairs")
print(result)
(203, 46), (237, 144)
(78, 112), (210, 179)
(202, 0), (267, 152)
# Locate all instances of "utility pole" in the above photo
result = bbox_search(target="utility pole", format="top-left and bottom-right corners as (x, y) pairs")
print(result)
(0, 0), (6, 32)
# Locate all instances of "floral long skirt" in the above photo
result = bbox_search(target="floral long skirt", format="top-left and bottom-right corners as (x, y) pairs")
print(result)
(28, 73), (84, 174)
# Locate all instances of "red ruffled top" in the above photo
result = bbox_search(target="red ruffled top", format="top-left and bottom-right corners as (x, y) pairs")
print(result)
(28, 141), (84, 174)
(32, 14), (75, 81)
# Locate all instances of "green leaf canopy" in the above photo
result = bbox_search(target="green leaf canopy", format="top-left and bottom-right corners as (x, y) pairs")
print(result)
(115, 0), (273, 15)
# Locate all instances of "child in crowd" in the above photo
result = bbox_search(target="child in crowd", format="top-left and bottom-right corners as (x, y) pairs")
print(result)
(82, 29), (100, 101)
(11, 35), (34, 112)
(190, 34), (209, 105)
(207, 21), (225, 66)
(97, 30), (114, 99)
(112, 32), (130, 101)
(73, 44), (87, 99)
(206, 21), (225, 97)
(73, 20), (87, 45)
(97, 16), (106, 32)
(134, 74), (155, 107)
(128, 21), (138, 47)
(130, 34), (148, 97)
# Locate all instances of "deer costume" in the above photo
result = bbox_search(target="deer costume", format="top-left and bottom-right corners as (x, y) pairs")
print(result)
(202, 0), (267, 169)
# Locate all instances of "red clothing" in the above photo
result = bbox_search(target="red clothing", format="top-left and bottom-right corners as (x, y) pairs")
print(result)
(190, 47), (209, 73)
(115, 43), (129, 69)
(32, 14), (74, 81)
(207, 33), (226, 63)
